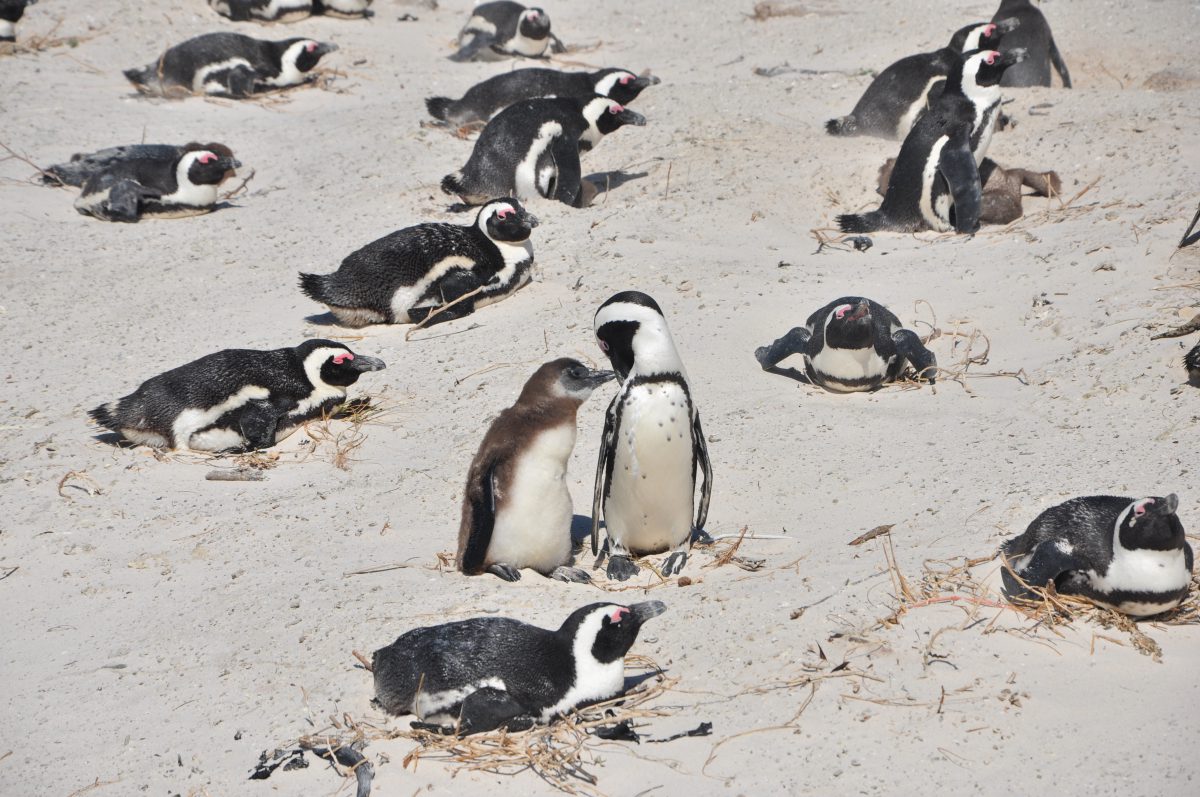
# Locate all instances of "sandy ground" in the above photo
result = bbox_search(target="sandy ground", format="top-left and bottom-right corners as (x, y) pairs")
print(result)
(2, 0), (1199, 794)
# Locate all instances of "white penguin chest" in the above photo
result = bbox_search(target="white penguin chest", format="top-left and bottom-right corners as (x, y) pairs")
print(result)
(809, 343), (890, 390)
(506, 32), (550, 58)
(606, 384), (696, 553)
(488, 424), (576, 572)
(1086, 547), (1190, 599)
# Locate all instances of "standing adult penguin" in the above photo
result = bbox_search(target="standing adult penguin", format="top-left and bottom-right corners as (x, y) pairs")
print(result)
(826, 17), (1018, 140)
(837, 48), (1026, 235)
(451, 1), (563, 62)
(458, 359), (614, 583)
(442, 96), (646, 208)
(299, 199), (538, 327)
(124, 32), (338, 98)
(754, 297), (937, 391)
(427, 68), (660, 127)
(373, 601), (666, 734)
(89, 340), (385, 452)
(591, 292), (713, 581)
(991, 0), (1071, 87)
(72, 144), (241, 222)
(0, 0), (36, 43)
(1001, 495), (1192, 617)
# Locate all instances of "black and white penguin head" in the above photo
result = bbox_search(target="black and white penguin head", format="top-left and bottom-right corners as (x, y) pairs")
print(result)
(475, 199), (538, 244)
(960, 48), (1027, 100)
(1116, 495), (1185, 552)
(517, 7), (552, 39)
(594, 291), (686, 381)
(178, 144), (240, 187)
(295, 339), (386, 389)
(278, 38), (339, 76)
(583, 96), (647, 138)
(592, 69), (662, 106)
(824, 298), (874, 350)
(951, 17), (1018, 53)
(557, 601), (666, 666)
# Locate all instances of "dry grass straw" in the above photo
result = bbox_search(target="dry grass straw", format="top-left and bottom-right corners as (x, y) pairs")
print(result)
(1, 20), (98, 56)
(747, 2), (841, 21)
(299, 395), (396, 471)
(900, 299), (1029, 393)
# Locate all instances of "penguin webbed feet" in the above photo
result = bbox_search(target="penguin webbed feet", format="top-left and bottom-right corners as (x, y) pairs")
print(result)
(550, 565), (591, 583)
(606, 554), (640, 582)
(549, 34), (567, 54)
(661, 550), (688, 578)
(487, 563), (522, 582)
(892, 330), (937, 386)
(239, 400), (282, 450)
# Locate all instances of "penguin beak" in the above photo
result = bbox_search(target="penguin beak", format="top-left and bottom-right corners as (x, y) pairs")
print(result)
(220, 157), (242, 171)
(995, 16), (1020, 34)
(633, 75), (661, 89)
(849, 299), (870, 322)
(315, 42), (339, 56)
(616, 108), (647, 127)
(522, 212), (540, 229)
(1001, 47), (1028, 65)
(1159, 494), (1180, 515)
(629, 601), (667, 624)
(348, 355), (386, 372)
(582, 369), (615, 388)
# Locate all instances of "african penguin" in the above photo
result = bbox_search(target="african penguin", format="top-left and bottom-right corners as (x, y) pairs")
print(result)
(426, 67), (660, 128)
(442, 96), (646, 208)
(1001, 495), (1193, 617)
(1186, 341), (1200, 384)
(0, 0), (36, 43)
(754, 297), (937, 392)
(592, 292), (713, 581)
(208, 0), (315, 22)
(826, 17), (1017, 140)
(875, 156), (1061, 225)
(372, 601), (666, 734)
(299, 199), (537, 327)
(124, 32), (338, 98)
(89, 340), (385, 452)
(991, 0), (1071, 88)
(458, 358), (615, 583)
(451, 1), (563, 63)
(42, 142), (230, 188)
(312, 0), (373, 18)
(72, 144), (241, 223)
(837, 48), (1026, 235)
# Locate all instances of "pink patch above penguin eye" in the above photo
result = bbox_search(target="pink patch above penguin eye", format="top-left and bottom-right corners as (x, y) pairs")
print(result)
(983, 24), (996, 37)
(610, 607), (629, 623)
(497, 208), (511, 219)
(306, 42), (318, 53)
(834, 304), (851, 319)
(333, 353), (354, 365)
(619, 75), (633, 85)
(198, 153), (217, 164)
(1135, 499), (1153, 516)
(985, 52), (997, 65)
(609, 104), (623, 115)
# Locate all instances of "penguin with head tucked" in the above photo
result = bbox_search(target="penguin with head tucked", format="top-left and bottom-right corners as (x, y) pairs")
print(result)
(451, 1), (563, 62)
(1001, 495), (1192, 617)
(591, 292), (713, 581)
(89, 340), (385, 452)
(124, 32), (338, 98)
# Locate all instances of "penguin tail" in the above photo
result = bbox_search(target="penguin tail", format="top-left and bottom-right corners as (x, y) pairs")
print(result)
(299, 272), (333, 304)
(825, 115), (858, 136)
(425, 96), (454, 122)
(441, 171), (467, 197)
(123, 64), (155, 87)
(836, 210), (883, 234)
(88, 402), (119, 431)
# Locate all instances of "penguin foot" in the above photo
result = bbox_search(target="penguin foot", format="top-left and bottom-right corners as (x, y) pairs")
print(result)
(550, 566), (591, 583)
(487, 563), (522, 582)
(661, 551), (688, 577)
(691, 529), (715, 546)
(753, 345), (773, 369)
(606, 555), (639, 581)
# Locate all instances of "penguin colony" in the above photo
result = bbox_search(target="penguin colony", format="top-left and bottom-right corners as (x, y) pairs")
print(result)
(8, 0), (1192, 752)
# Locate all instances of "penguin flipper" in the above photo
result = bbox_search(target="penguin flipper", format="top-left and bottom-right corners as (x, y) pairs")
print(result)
(754, 327), (812, 370)
(1048, 36), (1072, 88)
(450, 34), (492, 63)
(98, 178), (159, 223)
(590, 398), (617, 555)
(238, 399), (281, 450)
(1000, 539), (1080, 603)
(459, 460), (499, 575)
(456, 687), (535, 735)
(547, 136), (583, 207)
(892, 329), (937, 384)
(938, 127), (982, 235)
(410, 270), (484, 326)
(548, 34), (567, 54)
(691, 413), (713, 531)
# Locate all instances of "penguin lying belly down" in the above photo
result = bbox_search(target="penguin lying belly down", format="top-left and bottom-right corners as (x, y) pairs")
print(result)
(89, 340), (384, 452)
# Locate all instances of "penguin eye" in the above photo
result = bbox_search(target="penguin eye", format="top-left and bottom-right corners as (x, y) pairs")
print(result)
(306, 42), (318, 53)
(332, 353), (353, 365)
(619, 75), (633, 85)
(609, 608), (629, 623)
(597, 338), (609, 353)
(609, 104), (623, 115)
(198, 153), (217, 165)
(496, 208), (511, 220)
(984, 52), (997, 65)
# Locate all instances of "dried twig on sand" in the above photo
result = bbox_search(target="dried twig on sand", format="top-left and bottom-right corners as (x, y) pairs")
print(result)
(1150, 312), (1200, 340)
(404, 286), (486, 341)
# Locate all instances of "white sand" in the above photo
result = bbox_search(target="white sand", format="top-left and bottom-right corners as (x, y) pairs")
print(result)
(2, 0), (1199, 794)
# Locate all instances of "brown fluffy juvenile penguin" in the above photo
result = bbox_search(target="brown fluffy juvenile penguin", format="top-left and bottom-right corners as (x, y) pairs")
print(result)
(457, 358), (614, 582)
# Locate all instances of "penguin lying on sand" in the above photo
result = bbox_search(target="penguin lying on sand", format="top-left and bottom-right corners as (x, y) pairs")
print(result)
(837, 48), (1026, 235)
(43, 142), (232, 188)
(875, 156), (1060, 225)
(373, 601), (666, 734)
(427, 68), (660, 128)
(991, 0), (1070, 87)
(70, 144), (241, 222)
(90, 340), (385, 452)
(0, 0), (36, 43)
(209, 0), (373, 22)
(300, 199), (537, 327)
(826, 17), (1017, 140)
(458, 359), (614, 583)
(1001, 495), (1193, 617)
(452, 1), (564, 62)
(125, 32), (338, 98)
(754, 297), (936, 391)
(592, 292), (712, 581)
(442, 96), (645, 208)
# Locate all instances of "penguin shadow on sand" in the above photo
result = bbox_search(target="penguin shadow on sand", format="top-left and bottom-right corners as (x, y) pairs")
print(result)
(583, 170), (648, 203)
(760, 362), (815, 386)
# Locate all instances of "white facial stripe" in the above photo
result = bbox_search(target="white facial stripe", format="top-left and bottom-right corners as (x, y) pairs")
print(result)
(294, 346), (352, 415)
(595, 302), (688, 379)
(962, 25), (988, 52)
(159, 152), (220, 208)
(594, 72), (634, 97)
(267, 40), (319, 88)
(540, 606), (626, 721)
(477, 202), (517, 233)
(962, 52), (1002, 109)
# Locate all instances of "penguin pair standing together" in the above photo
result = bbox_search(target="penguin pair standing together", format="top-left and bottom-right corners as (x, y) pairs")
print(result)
(442, 95), (646, 208)
(451, 1), (564, 62)
(456, 292), (712, 584)
(125, 32), (338, 98)
(48, 143), (242, 223)
(209, 0), (373, 23)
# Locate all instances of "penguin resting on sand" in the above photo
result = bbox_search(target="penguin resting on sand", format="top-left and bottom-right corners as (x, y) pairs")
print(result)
(875, 156), (1060, 225)
(72, 144), (241, 222)
(451, 1), (564, 62)
(1001, 495), (1193, 617)
(458, 359), (615, 583)
(372, 601), (666, 735)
